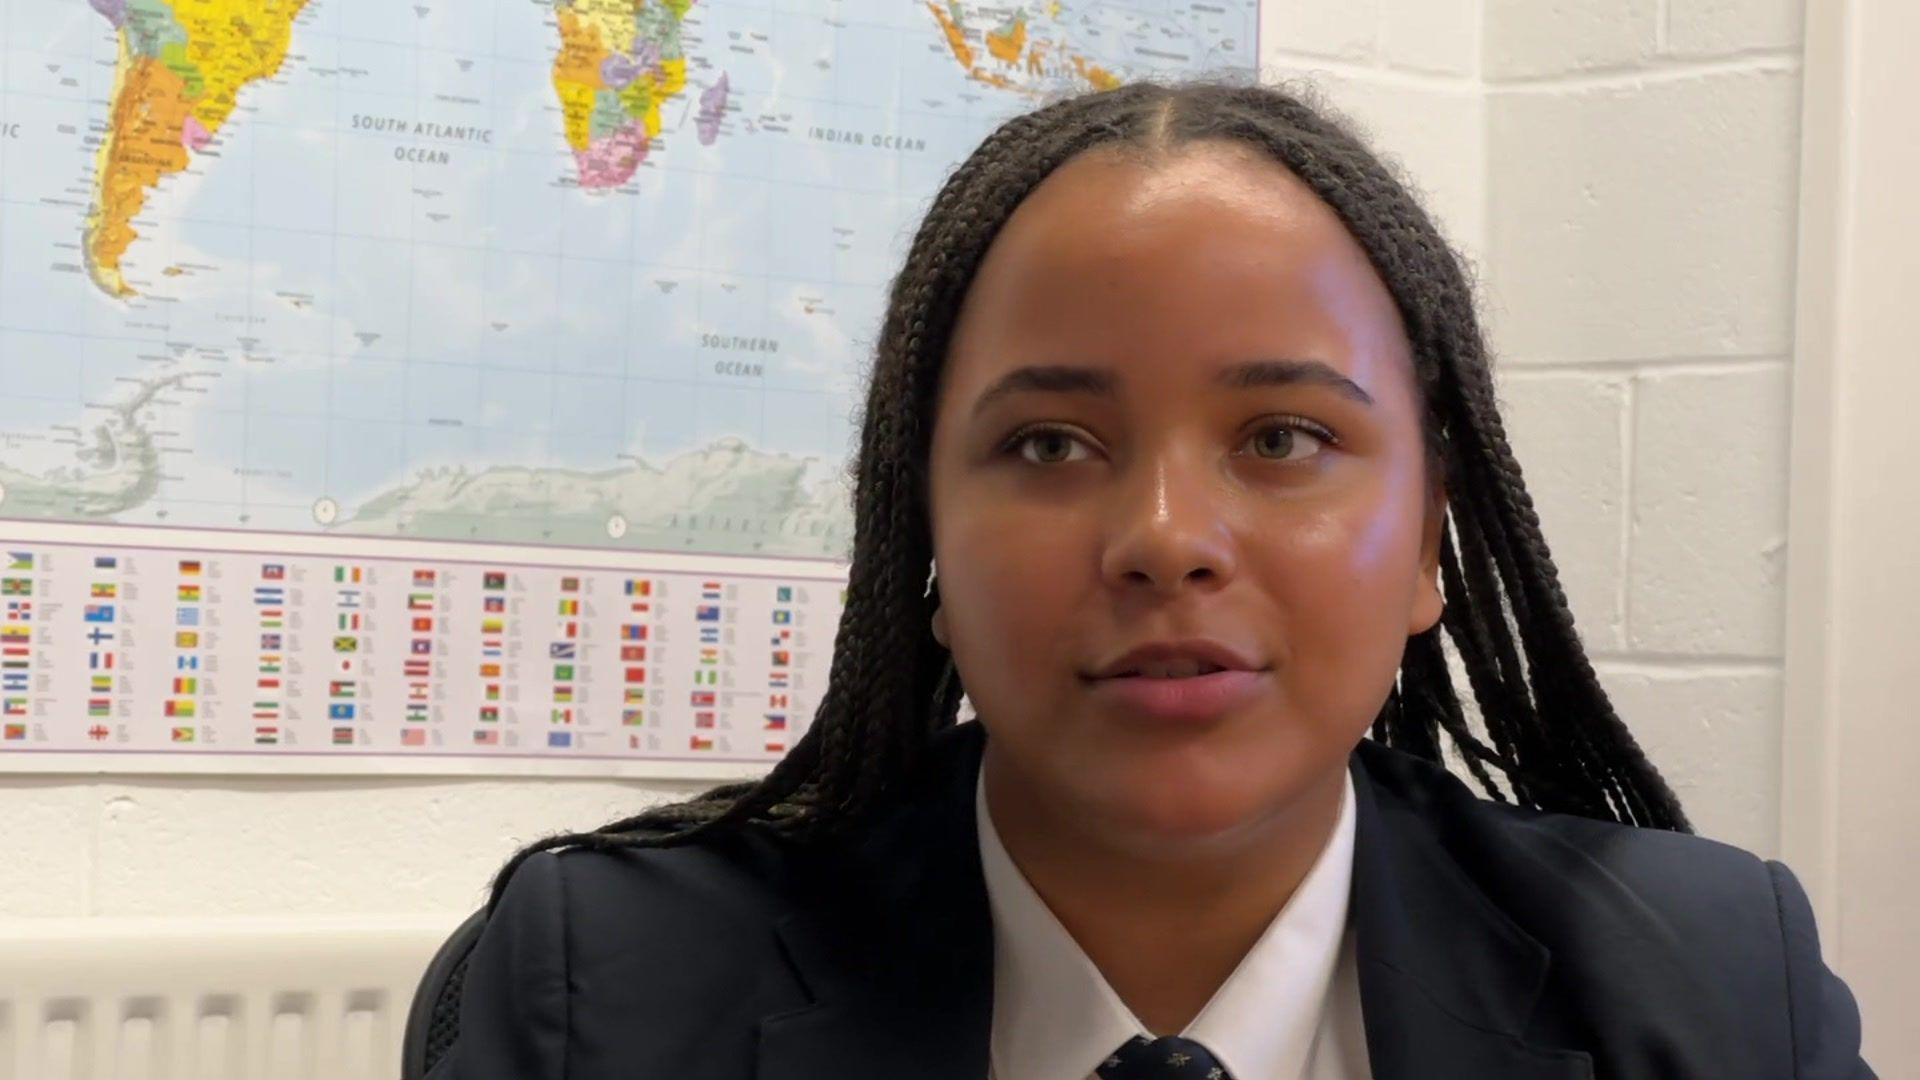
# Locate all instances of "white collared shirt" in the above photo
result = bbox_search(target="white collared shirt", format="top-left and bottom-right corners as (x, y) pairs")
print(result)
(977, 765), (1370, 1080)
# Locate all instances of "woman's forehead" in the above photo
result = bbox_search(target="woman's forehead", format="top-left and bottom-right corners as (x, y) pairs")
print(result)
(1010, 141), (1329, 238)
(943, 145), (1410, 402)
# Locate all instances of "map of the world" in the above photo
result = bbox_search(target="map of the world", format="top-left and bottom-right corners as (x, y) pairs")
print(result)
(0, 0), (1259, 560)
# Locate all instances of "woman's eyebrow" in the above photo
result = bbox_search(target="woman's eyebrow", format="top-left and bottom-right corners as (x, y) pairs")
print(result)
(1219, 359), (1375, 405)
(970, 358), (1374, 418)
(970, 365), (1116, 417)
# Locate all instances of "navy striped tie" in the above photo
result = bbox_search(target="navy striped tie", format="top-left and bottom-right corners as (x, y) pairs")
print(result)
(1094, 1034), (1234, 1079)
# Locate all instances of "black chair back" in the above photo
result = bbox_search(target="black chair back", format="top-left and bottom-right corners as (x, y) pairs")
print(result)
(401, 908), (489, 1079)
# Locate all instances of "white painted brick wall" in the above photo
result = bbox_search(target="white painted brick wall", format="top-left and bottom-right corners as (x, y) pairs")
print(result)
(1666, 0), (1804, 56)
(1377, 0), (1479, 75)
(90, 777), (720, 916)
(1263, 0), (1380, 61)
(1628, 363), (1792, 657)
(1254, 66), (1488, 262)
(1484, 0), (1661, 79)
(1483, 67), (1803, 365)
(6, 782), (95, 917)
(0, 775), (712, 917)
(0, 0), (1810, 922)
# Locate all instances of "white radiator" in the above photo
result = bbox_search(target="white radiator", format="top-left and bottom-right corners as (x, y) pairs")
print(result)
(0, 915), (462, 1080)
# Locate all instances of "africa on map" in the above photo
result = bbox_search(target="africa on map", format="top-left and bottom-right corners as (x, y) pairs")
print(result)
(0, 0), (1258, 559)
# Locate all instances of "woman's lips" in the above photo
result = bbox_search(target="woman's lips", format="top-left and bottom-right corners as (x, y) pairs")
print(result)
(1083, 669), (1266, 723)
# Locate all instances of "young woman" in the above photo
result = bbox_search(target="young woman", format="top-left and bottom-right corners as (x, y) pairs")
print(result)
(433, 81), (1869, 1079)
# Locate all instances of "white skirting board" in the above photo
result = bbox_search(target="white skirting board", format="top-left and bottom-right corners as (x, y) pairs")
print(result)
(0, 915), (464, 1080)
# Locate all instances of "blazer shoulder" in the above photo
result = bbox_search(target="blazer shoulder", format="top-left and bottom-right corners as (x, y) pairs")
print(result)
(1356, 741), (1784, 1000)
(440, 831), (817, 1079)
(1355, 737), (1773, 921)
(485, 824), (813, 958)
(1355, 740), (1872, 1076)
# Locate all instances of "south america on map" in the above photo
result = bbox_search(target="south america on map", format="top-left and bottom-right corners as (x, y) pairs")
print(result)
(0, 0), (1258, 558)
(83, 0), (310, 298)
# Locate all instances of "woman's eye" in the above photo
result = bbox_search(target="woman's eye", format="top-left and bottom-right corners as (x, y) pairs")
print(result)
(1006, 419), (1335, 466)
(1243, 420), (1335, 462)
(1013, 427), (1091, 465)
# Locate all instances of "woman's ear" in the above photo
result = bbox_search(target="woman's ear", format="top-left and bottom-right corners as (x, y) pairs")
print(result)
(1410, 484), (1448, 636)
(931, 588), (951, 648)
(928, 560), (950, 648)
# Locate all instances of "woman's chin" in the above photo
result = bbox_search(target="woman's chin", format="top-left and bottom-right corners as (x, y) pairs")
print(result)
(1082, 787), (1272, 857)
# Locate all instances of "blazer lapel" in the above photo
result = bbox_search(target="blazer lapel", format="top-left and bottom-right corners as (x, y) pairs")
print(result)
(1347, 746), (1593, 1080)
(756, 721), (995, 1080)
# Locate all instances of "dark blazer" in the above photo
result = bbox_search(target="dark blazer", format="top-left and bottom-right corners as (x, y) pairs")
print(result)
(432, 720), (1871, 1079)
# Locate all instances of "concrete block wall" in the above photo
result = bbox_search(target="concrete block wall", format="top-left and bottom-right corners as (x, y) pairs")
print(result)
(0, 1), (1807, 920)
(1263, 0), (1805, 857)
(0, 770), (718, 917)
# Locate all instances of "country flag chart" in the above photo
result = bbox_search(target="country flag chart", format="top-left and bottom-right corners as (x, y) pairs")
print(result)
(0, 538), (838, 777)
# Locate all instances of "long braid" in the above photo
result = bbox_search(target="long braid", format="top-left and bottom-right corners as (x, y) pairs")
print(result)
(1435, 520), (1536, 802)
(1441, 317), (1666, 824)
(486, 77), (1689, 913)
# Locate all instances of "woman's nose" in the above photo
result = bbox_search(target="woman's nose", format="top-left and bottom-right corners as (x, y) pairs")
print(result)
(1097, 450), (1238, 597)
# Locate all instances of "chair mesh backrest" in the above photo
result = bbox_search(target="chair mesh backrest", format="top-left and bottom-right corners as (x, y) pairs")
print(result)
(423, 950), (472, 1073)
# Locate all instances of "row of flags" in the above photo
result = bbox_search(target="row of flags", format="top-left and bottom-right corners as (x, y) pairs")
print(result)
(683, 580), (718, 747)
(548, 573), (586, 728)
(162, 553), (199, 737)
(477, 569), (511, 745)
(329, 564), (367, 747)
(2, 551), (36, 740)
(475, 566), (508, 748)
(403, 566), (439, 742)
(164, 558), (200, 742)
(762, 585), (795, 754)
(544, 575), (656, 750)
(0, 548), (827, 758)
(680, 582), (794, 755)
(252, 562), (288, 745)
(84, 555), (119, 740)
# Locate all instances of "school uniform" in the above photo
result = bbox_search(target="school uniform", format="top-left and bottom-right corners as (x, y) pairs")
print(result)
(978, 760), (1368, 1078)
(432, 718), (1871, 1079)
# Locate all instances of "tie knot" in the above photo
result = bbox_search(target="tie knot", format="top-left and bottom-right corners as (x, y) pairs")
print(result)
(1094, 1034), (1234, 1079)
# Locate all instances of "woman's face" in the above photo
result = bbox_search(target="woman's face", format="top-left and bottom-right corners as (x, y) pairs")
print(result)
(926, 142), (1445, 856)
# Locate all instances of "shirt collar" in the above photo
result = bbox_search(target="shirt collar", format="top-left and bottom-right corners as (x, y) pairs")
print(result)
(977, 761), (1357, 1080)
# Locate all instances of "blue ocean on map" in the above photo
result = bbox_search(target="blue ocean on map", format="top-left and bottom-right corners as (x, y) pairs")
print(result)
(0, 0), (1257, 557)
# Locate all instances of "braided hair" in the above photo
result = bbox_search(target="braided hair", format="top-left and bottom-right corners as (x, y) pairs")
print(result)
(485, 78), (1688, 913)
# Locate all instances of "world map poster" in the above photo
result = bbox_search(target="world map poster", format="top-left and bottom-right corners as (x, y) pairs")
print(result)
(0, 0), (1258, 775)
